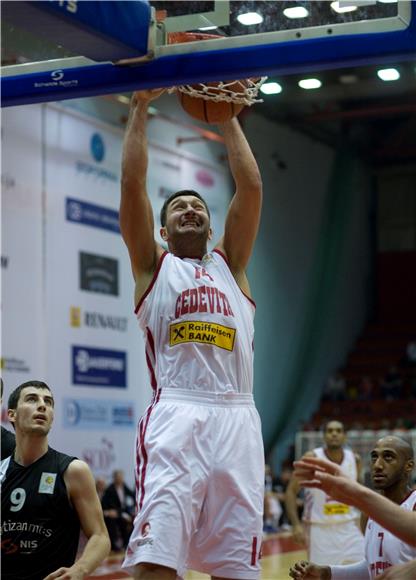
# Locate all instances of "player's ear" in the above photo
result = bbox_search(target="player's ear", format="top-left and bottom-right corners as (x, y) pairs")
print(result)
(8, 408), (16, 425)
(404, 458), (414, 475)
(208, 227), (213, 241)
(160, 227), (168, 241)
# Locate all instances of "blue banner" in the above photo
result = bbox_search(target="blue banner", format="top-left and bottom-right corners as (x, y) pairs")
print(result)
(64, 397), (135, 430)
(66, 197), (120, 233)
(72, 345), (127, 387)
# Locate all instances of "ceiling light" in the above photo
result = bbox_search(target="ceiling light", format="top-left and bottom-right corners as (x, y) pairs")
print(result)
(330, 2), (358, 13)
(339, 74), (358, 84)
(298, 78), (322, 89)
(198, 26), (218, 31)
(378, 0), (397, 3)
(377, 68), (400, 81)
(283, 6), (309, 18)
(237, 12), (263, 25)
(260, 82), (283, 95)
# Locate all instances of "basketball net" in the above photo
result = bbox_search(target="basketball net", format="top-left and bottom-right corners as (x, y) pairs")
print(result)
(166, 31), (267, 106)
(171, 78), (267, 106)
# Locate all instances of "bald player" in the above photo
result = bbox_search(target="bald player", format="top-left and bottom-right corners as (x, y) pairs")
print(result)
(289, 435), (416, 579)
(285, 420), (364, 564)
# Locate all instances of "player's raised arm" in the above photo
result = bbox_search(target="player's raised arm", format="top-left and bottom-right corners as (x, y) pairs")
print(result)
(120, 90), (165, 282)
(216, 118), (262, 280)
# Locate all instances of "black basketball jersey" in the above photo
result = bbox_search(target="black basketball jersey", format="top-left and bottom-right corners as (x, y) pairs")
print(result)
(1, 425), (15, 459)
(1, 447), (81, 580)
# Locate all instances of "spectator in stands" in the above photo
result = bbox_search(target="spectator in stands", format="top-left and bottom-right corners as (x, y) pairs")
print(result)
(358, 375), (374, 401)
(323, 371), (346, 402)
(346, 380), (359, 401)
(101, 469), (135, 552)
(264, 464), (283, 533)
(95, 476), (107, 501)
(380, 365), (403, 400)
(402, 339), (416, 368)
(274, 465), (302, 530)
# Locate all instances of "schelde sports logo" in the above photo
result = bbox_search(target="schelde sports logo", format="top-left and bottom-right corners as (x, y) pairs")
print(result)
(66, 197), (120, 233)
(72, 345), (127, 388)
(64, 398), (135, 429)
(34, 69), (78, 89)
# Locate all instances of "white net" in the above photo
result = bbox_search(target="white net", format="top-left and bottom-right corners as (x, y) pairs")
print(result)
(170, 77), (268, 106)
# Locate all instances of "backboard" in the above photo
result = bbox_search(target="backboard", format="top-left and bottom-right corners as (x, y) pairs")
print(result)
(1, 0), (415, 107)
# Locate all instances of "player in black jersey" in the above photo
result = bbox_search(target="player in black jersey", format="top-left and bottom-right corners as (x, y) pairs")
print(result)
(1, 378), (15, 460)
(0, 380), (110, 580)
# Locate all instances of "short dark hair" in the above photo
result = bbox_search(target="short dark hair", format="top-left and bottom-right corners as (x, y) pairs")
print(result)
(322, 419), (345, 434)
(8, 380), (52, 410)
(160, 190), (210, 227)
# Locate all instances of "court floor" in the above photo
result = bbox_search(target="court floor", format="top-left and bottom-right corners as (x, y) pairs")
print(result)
(87, 533), (306, 580)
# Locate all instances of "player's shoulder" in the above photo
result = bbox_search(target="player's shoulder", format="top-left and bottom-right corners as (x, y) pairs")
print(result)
(48, 446), (78, 471)
(65, 458), (92, 477)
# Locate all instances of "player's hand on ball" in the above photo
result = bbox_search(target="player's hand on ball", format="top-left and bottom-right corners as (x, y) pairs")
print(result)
(289, 560), (331, 580)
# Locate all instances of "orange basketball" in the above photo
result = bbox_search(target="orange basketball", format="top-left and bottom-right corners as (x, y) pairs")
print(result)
(178, 80), (246, 124)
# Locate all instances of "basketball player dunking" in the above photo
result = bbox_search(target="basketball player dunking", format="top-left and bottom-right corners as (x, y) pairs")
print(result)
(289, 435), (416, 579)
(120, 89), (264, 580)
(285, 420), (364, 565)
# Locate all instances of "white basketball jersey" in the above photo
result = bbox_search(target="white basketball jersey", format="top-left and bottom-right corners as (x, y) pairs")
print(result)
(136, 250), (255, 394)
(303, 447), (360, 524)
(365, 490), (416, 578)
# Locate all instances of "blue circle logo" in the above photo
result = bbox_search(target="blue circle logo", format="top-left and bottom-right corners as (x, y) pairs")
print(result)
(90, 133), (105, 163)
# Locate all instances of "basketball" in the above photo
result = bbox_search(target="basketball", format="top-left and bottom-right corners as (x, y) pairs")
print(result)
(178, 80), (246, 124)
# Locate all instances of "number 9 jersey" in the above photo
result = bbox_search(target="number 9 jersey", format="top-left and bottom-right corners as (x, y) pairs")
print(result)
(0, 447), (80, 580)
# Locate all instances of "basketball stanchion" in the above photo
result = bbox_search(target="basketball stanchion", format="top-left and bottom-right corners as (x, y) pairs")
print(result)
(167, 32), (267, 123)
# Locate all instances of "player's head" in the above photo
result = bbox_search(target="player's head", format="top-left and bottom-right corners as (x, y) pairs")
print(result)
(160, 190), (210, 227)
(160, 190), (212, 249)
(370, 435), (414, 492)
(113, 469), (125, 486)
(322, 420), (346, 450)
(8, 380), (54, 435)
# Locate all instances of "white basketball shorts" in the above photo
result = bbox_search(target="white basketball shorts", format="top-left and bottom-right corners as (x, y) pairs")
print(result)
(122, 389), (264, 579)
(306, 520), (365, 565)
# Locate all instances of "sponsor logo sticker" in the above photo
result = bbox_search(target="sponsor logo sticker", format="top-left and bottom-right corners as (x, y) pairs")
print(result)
(38, 472), (57, 494)
(323, 503), (350, 515)
(169, 321), (235, 351)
